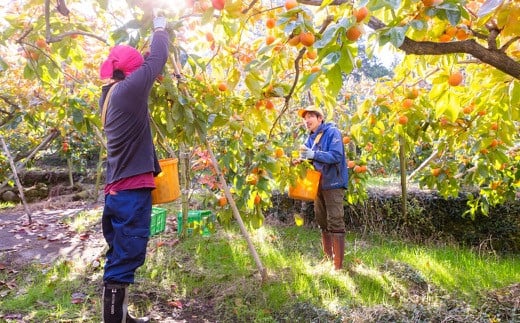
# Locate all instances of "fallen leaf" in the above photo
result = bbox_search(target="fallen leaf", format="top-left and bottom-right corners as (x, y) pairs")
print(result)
(167, 300), (183, 308)
(3, 279), (17, 289)
(79, 233), (90, 241)
(71, 292), (86, 304)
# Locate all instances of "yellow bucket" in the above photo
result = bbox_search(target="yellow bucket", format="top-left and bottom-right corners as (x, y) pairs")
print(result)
(288, 169), (321, 201)
(151, 158), (181, 205)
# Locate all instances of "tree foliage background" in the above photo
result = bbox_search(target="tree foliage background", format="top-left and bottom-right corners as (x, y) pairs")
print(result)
(1, 0), (519, 224)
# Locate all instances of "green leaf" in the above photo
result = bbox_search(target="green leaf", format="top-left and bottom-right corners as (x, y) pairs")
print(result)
(23, 64), (35, 79)
(435, 91), (459, 121)
(325, 64), (343, 98)
(409, 19), (427, 31)
(368, 0), (400, 10)
(283, 20), (300, 36)
(111, 29), (129, 45)
(434, 90), (449, 119)
(445, 9), (462, 26)
(383, 0), (402, 10)
(509, 80), (520, 107)
(383, 26), (408, 48)
(245, 73), (263, 96)
(314, 23), (341, 49)
(72, 107), (84, 125)
(0, 56), (8, 72)
(299, 72), (319, 93)
(338, 47), (354, 74)
(322, 51), (341, 67)
(98, 0), (109, 10)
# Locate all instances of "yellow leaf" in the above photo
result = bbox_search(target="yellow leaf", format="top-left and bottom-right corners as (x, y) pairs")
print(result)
(499, 5), (520, 37)
(294, 213), (304, 226)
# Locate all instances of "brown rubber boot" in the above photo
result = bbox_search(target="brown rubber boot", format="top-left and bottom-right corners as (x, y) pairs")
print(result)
(331, 233), (345, 270)
(321, 230), (333, 260)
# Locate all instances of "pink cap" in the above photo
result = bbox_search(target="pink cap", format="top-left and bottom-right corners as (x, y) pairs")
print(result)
(99, 45), (144, 79)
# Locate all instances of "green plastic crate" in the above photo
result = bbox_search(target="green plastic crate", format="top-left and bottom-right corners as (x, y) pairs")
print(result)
(150, 207), (167, 236)
(177, 210), (215, 237)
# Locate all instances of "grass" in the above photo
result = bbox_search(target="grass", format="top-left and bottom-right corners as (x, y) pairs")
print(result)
(0, 202), (15, 210)
(367, 175), (401, 187)
(0, 208), (519, 322)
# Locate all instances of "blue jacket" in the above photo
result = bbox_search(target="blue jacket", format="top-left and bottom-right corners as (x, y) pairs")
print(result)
(304, 122), (349, 190)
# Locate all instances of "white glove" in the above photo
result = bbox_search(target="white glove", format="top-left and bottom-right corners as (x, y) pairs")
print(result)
(153, 16), (167, 30)
(299, 145), (315, 160)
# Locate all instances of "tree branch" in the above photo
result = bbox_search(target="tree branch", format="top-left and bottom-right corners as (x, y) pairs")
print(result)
(367, 16), (520, 80)
(296, 1), (520, 80)
(44, 0), (107, 44)
(0, 96), (20, 127)
(501, 36), (520, 52)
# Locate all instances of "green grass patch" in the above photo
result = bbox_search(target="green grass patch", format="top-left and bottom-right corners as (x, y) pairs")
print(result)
(0, 260), (100, 322)
(0, 201), (15, 210)
(1, 221), (518, 322)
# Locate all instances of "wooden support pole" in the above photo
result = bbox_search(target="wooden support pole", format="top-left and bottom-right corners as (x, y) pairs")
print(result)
(204, 138), (268, 282)
(1, 135), (32, 224)
(399, 135), (407, 222)
(0, 129), (58, 189)
(168, 49), (268, 281)
(178, 146), (190, 238)
(407, 148), (439, 182)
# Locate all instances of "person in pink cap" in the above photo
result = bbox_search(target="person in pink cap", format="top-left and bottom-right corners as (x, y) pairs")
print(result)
(98, 16), (168, 323)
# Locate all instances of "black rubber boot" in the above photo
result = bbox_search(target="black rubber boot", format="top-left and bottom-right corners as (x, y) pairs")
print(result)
(102, 283), (149, 323)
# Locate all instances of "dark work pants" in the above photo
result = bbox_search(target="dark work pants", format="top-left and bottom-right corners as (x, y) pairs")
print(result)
(314, 188), (346, 233)
(102, 189), (152, 284)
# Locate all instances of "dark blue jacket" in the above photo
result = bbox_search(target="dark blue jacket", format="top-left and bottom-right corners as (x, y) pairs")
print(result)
(99, 30), (169, 184)
(304, 122), (349, 190)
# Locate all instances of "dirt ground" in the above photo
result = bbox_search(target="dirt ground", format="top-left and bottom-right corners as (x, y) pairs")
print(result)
(0, 194), (219, 322)
(0, 197), (106, 269)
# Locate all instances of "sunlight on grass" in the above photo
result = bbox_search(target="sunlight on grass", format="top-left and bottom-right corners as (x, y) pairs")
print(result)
(0, 259), (99, 321)
(2, 222), (519, 322)
(0, 201), (15, 209)
(395, 245), (520, 302)
(367, 175), (400, 187)
(63, 208), (102, 233)
(251, 226), (394, 311)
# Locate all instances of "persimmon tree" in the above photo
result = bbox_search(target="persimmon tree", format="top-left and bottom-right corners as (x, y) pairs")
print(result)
(1, 0), (519, 221)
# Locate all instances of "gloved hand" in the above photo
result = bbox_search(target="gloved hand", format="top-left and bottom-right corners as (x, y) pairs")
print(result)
(299, 145), (315, 160)
(153, 16), (167, 30)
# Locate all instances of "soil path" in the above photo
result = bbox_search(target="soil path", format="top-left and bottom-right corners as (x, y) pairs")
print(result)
(0, 197), (106, 269)
(0, 196), (217, 322)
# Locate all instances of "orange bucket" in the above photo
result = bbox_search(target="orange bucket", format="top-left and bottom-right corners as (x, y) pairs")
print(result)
(288, 169), (321, 201)
(151, 158), (181, 205)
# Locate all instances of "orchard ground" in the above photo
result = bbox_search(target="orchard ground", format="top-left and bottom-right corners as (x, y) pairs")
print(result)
(1, 182), (519, 322)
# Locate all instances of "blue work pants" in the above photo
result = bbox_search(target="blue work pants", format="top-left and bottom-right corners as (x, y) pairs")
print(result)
(102, 189), (152, 284)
